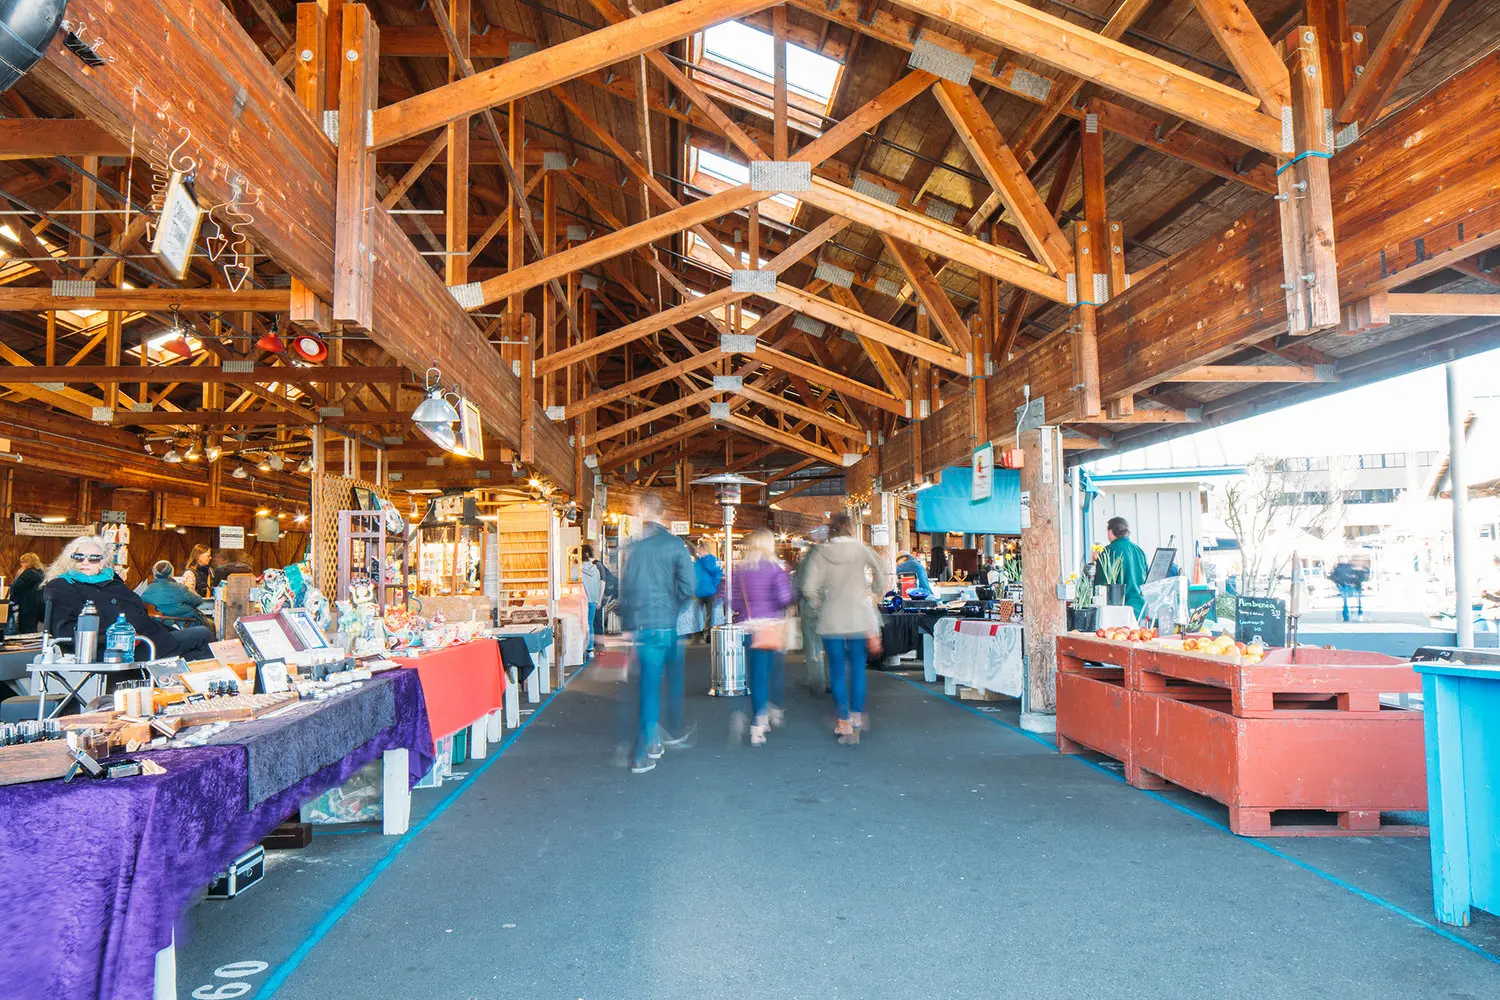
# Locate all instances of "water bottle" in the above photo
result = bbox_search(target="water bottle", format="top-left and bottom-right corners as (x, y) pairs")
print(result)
(104, 613), (137, 664)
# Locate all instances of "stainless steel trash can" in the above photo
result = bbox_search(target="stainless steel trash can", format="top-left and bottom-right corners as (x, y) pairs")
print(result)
(709, 624), (748, 696)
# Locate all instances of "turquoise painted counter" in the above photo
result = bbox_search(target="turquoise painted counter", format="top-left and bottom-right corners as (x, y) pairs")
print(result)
(1415, 659), (1500, 926)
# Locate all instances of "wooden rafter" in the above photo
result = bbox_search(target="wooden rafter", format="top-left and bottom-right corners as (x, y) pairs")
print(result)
(1337, 0), (1453, 124)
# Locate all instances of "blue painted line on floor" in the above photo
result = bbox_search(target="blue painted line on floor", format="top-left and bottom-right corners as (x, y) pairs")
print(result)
(892, 674), (1500, 967)
(253, 666), (588, 999)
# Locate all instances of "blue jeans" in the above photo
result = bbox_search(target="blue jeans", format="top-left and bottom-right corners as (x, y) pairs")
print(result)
(587, 602), (598, 653)
(744, 637), (785, 721)
(823, 635), (867, 720)
(630, 628), (685, 761)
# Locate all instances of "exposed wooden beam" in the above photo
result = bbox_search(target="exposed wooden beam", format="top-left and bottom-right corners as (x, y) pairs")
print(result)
(724, 413), (845, 466)
(369, 0), (777, 148)
(1190, 0), (1292, 115)
(563, 349), (728, 419)
(589, 388), (720, 446)
(537, 287), (741, 376)
(0, 365), (403, 385)
(1008, 0), (1153, 159)
(1385, 293), (1500, 316)
(1337, 0), (1453, 124)
(0, 288), (291, 312)
(1083, 97), (1277, 194)
(887, 0), (1283, 154)
(931, 80), (1073, 272)
(600, 414), (719, 471)
(736, 383), (864, 441)
(765, 283), (970, 374)
(1164, 365), (1337, 382)
(754, 345), (909, 416)
(0, 119), (125, 159)
(879, 234), (974, 355)
(798, 178), (1070, 302)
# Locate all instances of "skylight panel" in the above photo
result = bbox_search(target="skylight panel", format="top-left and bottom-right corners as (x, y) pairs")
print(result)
(702, 22), (840, 104)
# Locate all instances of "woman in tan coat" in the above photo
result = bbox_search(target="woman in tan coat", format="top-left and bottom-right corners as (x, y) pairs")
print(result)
(799, 512), (887, 744)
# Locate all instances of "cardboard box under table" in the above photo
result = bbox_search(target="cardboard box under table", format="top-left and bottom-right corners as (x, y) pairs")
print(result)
(397, 638), (508, 763)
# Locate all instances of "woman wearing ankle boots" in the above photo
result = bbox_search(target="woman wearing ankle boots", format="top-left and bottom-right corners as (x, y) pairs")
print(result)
(799, 513), (887, 744)
(724, 530), (794, 746)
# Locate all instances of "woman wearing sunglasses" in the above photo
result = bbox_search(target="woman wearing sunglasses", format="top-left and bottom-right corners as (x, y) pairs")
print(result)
(42, 536), (216, 663)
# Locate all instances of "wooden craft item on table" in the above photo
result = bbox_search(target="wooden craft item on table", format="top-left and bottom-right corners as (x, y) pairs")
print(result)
(0, 741), (75, 786)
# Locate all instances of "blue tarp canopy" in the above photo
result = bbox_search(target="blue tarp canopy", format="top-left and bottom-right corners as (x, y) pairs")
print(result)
(915, 465), (1022, 535)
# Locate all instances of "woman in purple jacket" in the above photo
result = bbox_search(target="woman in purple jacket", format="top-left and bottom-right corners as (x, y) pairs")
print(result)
(723, 529), (794, 746)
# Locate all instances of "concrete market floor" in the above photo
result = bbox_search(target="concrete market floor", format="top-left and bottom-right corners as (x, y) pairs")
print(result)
(179, 648), (1500, 1000)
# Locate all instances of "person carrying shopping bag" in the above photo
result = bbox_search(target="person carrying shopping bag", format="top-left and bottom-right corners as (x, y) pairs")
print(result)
(799, 513), (887, 745)
(722, 530), (795, 746)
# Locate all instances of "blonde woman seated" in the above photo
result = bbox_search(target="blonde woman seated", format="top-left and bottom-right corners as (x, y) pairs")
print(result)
(42, 536), (216, 662)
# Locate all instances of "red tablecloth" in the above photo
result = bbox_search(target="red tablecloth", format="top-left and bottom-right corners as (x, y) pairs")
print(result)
(398, 639), (507, 744)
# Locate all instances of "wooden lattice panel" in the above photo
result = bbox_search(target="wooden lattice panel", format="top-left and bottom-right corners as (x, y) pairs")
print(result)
(310, 475), (389, 591)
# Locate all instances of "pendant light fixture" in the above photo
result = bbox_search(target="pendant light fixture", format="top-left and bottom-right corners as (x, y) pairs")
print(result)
(231, 464), (249, 479)
(162, 446), (183, 464)
(255, 316), (286, 354)
(411, 364), (460, 450)
(290, 331), (329, 363)
(158, 304), (194, 359)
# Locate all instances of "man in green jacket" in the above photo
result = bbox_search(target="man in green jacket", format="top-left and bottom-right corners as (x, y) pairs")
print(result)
(1105, 516), (1150, 617)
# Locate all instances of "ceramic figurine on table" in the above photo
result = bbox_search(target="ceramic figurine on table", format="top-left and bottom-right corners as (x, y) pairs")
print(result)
(303, 587), (333, 632)
(258, 568), (294, 614)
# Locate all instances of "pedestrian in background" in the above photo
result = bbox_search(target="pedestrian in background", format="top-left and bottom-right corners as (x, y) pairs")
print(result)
(794, 548), (827, 694)
(617, 491), (697, 774)
(800, 513), (887, 744)
(1330, 560), (1359, 623)
(580, 544), (603, 657)
(693, 538), (724, 642)
(10, 552), (45, 634)
(724, 529), (794, 746)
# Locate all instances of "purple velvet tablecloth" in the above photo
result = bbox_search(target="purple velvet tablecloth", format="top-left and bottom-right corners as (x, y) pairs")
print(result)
(0, 669), (433, 1000)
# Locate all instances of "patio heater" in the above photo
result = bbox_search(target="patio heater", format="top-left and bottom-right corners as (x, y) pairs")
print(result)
(692, 472), (763, 696)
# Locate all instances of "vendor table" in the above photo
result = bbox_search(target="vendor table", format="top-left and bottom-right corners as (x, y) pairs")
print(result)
(397, 638), (508, 763)
(876, 611), (946, 664)
(927, 619), (1023, 697)
(0, 670), (433, 1000)
(1414, 659), (1500, 926)
(491, 623), (554, 707)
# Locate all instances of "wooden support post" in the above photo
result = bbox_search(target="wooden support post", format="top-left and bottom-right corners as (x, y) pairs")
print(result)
(520, 312), (535, 463)
(1278, 26), (1340, 335)
(1071, 222), (1101, 417)
(1019, 424), (1062, 728)
(333, 4), (379, 331)
(506, 99), (524, 364)
(542, 172), (556, 409)
(445, 0), (471, 287)
(1105, 219), (1126, 295)
(291, 4), (332, 331)
(772, 5), (789, 161)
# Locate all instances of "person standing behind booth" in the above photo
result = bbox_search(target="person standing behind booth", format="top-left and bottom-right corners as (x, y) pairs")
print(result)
(11, 552), (45, 634)
(185, 544), (213, 597)
(617, 490), (696, 774)
(1104, 516), (1149, 618)
(896, 551), (933, 595)
(580, 544), (603, 657)
(801, 513), (887, 745)
(693, 539), (724, 643)
(211, 549), (254, 587)
(724, 530), (794, 746)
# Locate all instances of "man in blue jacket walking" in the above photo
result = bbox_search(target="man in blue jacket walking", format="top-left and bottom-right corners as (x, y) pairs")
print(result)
(693, 538), (724, 642)
(618, 490), (697, 773)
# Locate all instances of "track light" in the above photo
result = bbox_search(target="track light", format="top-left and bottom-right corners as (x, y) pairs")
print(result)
(231, 465), (249, 479)
(204, 443), (222, 462)
(162, 448), (183, 464)
(255, 316), (286, 354)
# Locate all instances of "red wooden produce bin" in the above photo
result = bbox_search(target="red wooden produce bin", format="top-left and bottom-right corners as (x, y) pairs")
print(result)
(1129, 646), (1428, 836)
(1056, 636), (1143, 784)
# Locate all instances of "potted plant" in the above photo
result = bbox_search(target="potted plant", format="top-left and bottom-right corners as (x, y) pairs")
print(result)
(1067, 568), (1097, 632)
(1097, 549), (1126, 606)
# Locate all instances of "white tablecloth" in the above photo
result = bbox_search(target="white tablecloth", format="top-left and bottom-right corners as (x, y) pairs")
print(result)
(932, 619), (1024, 696)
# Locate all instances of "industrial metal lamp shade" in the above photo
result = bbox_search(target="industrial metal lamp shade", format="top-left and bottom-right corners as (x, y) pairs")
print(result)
(412, 391), (459, 428)
(0, 0), (68, 93)
(415, 418), (458, 452)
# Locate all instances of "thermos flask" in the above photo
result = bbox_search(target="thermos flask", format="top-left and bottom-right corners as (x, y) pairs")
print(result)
(75, 600), (100, 664)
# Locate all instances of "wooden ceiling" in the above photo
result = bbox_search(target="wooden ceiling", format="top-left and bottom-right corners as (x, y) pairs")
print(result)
(1, 0), (1497, 504)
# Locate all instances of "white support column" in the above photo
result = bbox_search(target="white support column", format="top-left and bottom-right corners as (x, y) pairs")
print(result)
(1448, 362), (1474, 648)
(469, 719), (488, 759)
(382, 748), (411, 836)
(486, 707), (504, 743)
(152, 931), (176, 1000)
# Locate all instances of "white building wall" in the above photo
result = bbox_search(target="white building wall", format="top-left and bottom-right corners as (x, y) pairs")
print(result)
(1089, 486), (1201, 566)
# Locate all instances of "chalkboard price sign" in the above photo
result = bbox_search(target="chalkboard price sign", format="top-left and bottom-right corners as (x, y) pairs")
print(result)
(1235, 595), (1287, 647)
